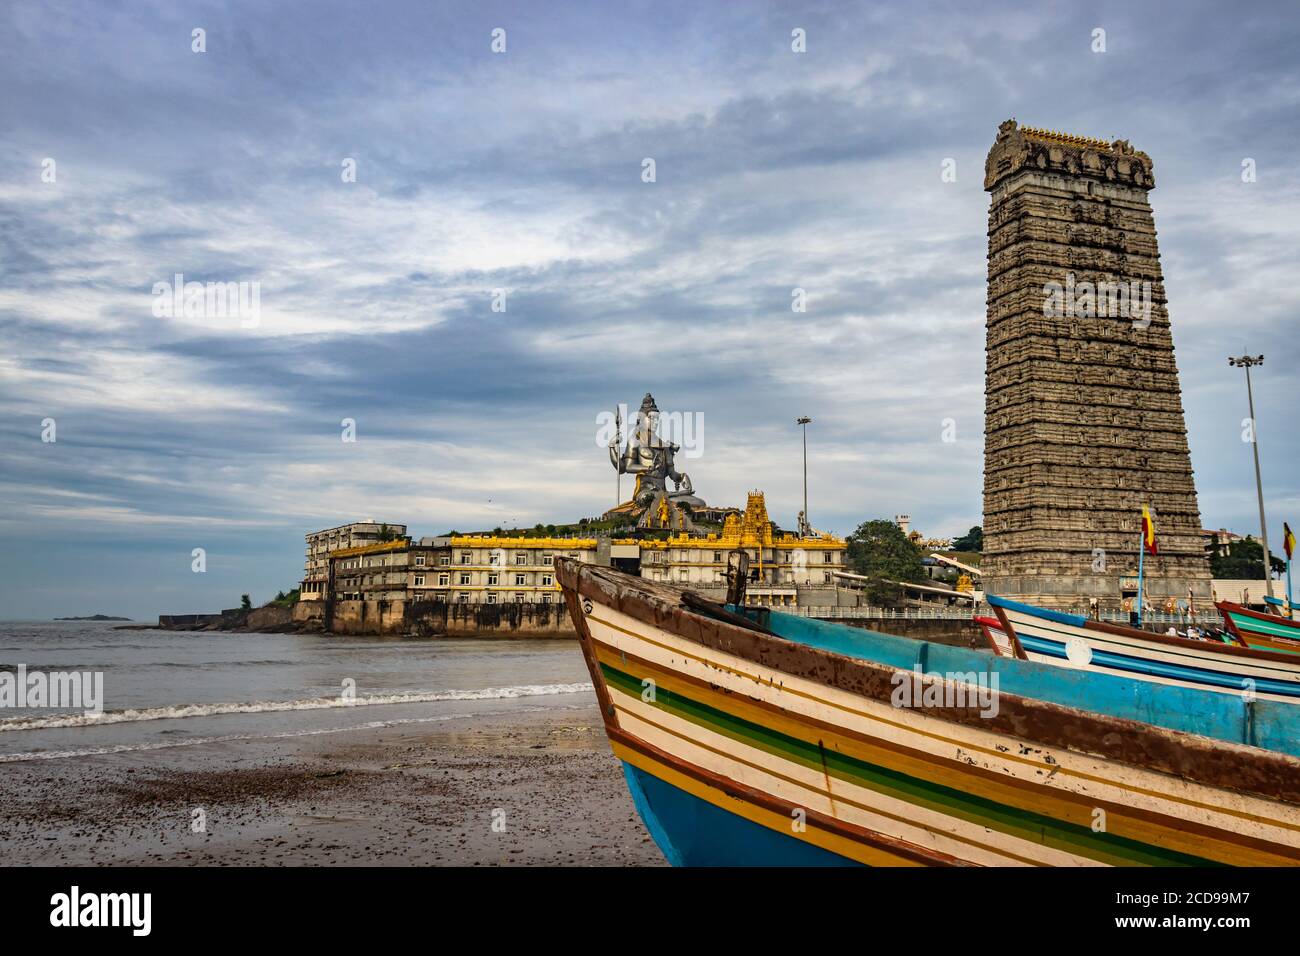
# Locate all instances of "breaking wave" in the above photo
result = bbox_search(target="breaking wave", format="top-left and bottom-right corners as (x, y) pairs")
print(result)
(0, 682), (594, 732)
(0, 703), (589, 763)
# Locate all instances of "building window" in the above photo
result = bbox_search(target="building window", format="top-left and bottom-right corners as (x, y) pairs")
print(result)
(415, 555), (426, 566)
(541, 574), (552, 587)
(488, 573), (499, 586)
(823, 552), (832, 563)
(414, 575), (425, 586)
(515, 553), (527, 565)
(487, 593), (498, 604)
(541, 593), (551, 604)
(438, 574), (449, 586)
(542, 552), (553, 563)
(489, 552), (501, 565)
(515, 573), (526, 586)
(459, 552), (471, 564)
(439, 555), (450, 566)
(457, 593), (468, 603)
(514, 593), (525, 603)
(824, 571), (832, 583)
(459, 573), (471, 585)
(713, 551), (722, 562)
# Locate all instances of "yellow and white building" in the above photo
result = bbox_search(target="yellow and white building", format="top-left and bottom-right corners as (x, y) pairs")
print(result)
(637, 492), (847, 606)
(310, 492), (849, 609)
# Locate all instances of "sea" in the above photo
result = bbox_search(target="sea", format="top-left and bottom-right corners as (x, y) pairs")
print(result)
(0, 621), (595, 762)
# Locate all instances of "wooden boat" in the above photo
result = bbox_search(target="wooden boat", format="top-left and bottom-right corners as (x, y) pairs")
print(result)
(1264, 595), (1299, 617)
(985, 594), (1300, 703)
(558, 559), (1300, 866)
(1218, 600), (1300, 654)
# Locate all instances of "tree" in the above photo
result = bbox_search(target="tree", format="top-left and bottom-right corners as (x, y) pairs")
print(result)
(378, 523), (395, 541)
(1210, 536), (1286, 579)
(846, 519), (926, 605)
(951, 525), (983, 553)
(240, 593), (252, 609)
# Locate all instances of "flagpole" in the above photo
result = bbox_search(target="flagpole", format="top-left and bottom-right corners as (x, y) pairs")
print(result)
(1286, 523), (1296, 619)
(1136, 525), (1146, 629)
(1287, 554), (1294, 620)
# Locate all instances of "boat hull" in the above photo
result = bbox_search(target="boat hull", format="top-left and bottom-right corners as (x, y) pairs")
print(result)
(561, 561), (1300, 867)
(1219, 600), (1300, 654)
(988, 596), (1300, 704)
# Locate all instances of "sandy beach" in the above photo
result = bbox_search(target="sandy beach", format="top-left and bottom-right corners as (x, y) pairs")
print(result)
(0, 704), (664, 866)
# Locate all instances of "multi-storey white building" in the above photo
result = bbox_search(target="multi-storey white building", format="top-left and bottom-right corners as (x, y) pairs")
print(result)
(425, 536), (599, 605)
(300, 520), (407, 600)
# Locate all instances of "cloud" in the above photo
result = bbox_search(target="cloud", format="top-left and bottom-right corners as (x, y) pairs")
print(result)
(1, 0), (1298, 616)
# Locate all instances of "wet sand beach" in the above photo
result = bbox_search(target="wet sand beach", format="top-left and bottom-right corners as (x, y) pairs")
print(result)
(0, 705), (664, 866)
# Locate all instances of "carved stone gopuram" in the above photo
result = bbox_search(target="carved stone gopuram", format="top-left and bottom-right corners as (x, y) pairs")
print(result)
(981, 120), (1211, 610)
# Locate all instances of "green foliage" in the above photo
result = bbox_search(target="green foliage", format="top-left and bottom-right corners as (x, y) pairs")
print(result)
(951, 525), (983, 553)
(269, 589), (300, 608)
(846, 519), (926, 605)
(1210, 536), (1285, 579)
(240, 593), (252, 609)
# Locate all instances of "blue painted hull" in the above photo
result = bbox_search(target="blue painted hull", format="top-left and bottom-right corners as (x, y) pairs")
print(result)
(740, 607), (1300, 758)
(1014, 627), (1300, 699)
(622, 763), (860, 867)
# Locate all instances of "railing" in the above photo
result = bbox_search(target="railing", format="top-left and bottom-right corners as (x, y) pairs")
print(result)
(781, 606), (1214, 626)
(778, 606), (974, 621)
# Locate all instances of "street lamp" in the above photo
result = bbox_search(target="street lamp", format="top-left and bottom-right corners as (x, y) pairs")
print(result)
(1228, 354), (1274, 599)
(796, 417), (812, 536)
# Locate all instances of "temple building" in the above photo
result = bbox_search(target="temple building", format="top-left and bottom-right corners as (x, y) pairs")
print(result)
(635, 492), (848, 606)
(981, 120), (1212, 610)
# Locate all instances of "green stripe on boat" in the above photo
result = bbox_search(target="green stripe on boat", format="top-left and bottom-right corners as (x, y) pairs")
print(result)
(600, 662), (1216, 867)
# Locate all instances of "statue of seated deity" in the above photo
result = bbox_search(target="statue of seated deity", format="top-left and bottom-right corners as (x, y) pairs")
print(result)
(609, 393), (705, 510)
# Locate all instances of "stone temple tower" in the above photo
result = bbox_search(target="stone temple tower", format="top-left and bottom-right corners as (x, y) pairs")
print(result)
(981, 120), (1211, 610)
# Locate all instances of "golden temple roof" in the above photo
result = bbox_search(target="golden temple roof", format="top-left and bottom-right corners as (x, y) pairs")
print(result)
(1020, 125), (1113, 151)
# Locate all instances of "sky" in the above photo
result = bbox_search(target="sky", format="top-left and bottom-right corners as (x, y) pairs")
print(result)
(2, 0), (1298, 619)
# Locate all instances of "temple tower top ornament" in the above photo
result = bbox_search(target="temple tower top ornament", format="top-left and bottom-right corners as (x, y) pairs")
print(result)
(985, 118), (1154, 192)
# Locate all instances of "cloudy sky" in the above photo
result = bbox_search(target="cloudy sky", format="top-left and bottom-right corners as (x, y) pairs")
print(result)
(2, 0), (1298, 619)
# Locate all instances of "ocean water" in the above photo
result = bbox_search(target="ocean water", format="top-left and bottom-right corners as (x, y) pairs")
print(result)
(0, 621), (594, 762)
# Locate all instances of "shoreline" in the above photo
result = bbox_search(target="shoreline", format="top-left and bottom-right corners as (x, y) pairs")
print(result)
(0, 705), (662, 866)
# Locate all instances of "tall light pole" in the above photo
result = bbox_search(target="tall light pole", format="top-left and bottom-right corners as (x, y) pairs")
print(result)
(796, 417), (812, 536)
(1229, 354), (1274, 598)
